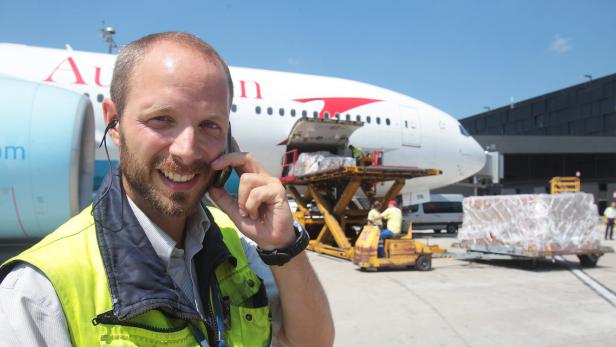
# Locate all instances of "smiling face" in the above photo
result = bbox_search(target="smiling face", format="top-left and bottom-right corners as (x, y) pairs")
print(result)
(113, 41), (230, 219)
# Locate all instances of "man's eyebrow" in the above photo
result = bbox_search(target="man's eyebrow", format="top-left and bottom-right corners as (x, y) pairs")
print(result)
(204, 112), (228, 122)
(140, 105), (174, 116)
(139, 105), (228, 121)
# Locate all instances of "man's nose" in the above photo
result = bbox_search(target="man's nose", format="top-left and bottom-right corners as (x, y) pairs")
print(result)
(169, 127), (203, 166)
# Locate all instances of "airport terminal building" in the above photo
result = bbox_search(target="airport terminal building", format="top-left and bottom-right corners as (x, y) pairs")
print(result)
(458, 73), (616, 212)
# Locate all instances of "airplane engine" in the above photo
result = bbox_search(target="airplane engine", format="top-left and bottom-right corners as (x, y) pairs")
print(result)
(0, 77), (94, 240)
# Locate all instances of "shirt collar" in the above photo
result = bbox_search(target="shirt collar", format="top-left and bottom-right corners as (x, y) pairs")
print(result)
(126, 196), (210, 268)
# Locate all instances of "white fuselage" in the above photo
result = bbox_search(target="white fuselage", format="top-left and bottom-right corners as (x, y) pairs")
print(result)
(0, 43), (486, 195)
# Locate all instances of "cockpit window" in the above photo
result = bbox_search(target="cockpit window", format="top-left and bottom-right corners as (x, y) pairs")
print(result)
(459, 124), (470, 137)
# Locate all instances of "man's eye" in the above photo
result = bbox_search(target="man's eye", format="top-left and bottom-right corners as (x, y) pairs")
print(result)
(149, 116), (173, 125)
(201, 121), (220, 129)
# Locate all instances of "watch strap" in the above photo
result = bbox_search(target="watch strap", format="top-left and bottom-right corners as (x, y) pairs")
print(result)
(256, 221), (309, 266)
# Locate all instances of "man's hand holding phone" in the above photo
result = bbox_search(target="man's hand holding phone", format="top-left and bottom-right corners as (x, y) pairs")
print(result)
(207, 151), (296, 251)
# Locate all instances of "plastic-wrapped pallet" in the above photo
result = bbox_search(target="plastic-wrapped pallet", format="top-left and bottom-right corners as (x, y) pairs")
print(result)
(292, 151), (355, 177)
(458, 193), (600, 254)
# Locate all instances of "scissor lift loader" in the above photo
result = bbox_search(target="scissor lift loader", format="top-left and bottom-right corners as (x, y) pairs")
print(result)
(279, 117), (446, 268)
(282, 166), (444, 263)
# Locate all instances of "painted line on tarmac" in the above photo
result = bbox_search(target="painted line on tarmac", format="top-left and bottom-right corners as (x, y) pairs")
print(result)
(556, 256), (616, 308)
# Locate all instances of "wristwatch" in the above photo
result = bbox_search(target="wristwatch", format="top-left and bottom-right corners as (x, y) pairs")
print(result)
(256, 221), (309, 266)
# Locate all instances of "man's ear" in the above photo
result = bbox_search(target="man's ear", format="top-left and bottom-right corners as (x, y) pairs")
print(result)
(102, 98), (121, 147)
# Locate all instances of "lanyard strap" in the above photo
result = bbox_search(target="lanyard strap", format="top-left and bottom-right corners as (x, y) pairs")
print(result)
(189, 321), (210, 347)
(189, 279), (227, 347)
(211, 278), (228, 347)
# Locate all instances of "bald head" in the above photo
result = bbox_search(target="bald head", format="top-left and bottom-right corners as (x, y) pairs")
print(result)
(110, 32), (233, 117)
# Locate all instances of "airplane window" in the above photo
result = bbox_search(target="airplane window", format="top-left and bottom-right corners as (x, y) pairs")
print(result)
(313, 111), (318, 119)
(97, 94), (104, 103)
(386, 118), (391, 126)
(404, 120), (408, 128)
(366, 116), (371, 124)
(459, 124), (471, 136)
(279, 108), (284, 116)
(291, 109), (296, 117)
(334, 113), (340, 120)
(231, 104), (237, 113)
(255, 106), (261, 114)
(376, 117), (381, 125)
(346, 114), (351, 121)
(84, 92), (90, 97)
(356, 115), (361, 122)
(324, 111), (330, 119)
(302, 110), (307, 118)
(267, 107), (273, 115)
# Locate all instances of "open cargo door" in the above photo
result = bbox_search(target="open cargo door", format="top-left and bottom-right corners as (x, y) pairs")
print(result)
(286, 118), (364, 153)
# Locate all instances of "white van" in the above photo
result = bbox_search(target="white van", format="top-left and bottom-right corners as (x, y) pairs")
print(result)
(402, 194), (464, 233)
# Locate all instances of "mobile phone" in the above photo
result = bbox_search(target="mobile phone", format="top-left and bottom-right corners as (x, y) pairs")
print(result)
(211, 124), (234, 188)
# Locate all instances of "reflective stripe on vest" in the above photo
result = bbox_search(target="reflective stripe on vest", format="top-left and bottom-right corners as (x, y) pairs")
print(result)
(1, 205), (271, 347)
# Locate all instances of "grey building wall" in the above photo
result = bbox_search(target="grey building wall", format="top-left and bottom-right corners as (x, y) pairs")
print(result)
(460, 73), (616, 137)
(452, 74), (616, 213)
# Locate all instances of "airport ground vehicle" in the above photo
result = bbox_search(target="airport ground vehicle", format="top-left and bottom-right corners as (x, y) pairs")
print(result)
(549, 176), (581, 194)
(402, 194), (463, 234)
(352, 225), (445, 271)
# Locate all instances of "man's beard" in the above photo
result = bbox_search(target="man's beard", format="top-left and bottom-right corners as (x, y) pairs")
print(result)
(119, 135), (212, 217)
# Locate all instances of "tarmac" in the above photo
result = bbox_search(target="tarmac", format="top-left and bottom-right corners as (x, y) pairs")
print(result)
(310, 230), (616, 347)
(1, 232), (615, 347)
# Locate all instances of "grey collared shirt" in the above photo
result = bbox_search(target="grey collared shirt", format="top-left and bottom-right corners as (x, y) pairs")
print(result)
(0, 199), (281, 346)
(127, 197), (209, 318)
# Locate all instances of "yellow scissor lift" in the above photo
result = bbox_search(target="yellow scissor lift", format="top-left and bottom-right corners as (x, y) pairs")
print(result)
(282, 165), (447, 270)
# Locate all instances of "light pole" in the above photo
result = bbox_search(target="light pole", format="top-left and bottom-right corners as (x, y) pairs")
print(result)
(99, 22), (118, 54)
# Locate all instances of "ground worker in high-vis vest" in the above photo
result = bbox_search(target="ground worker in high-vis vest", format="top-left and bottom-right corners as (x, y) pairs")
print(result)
(0, 32), (334, 347)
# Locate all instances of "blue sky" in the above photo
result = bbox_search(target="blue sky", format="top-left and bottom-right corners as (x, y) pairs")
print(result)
(1, 0), (615, 118)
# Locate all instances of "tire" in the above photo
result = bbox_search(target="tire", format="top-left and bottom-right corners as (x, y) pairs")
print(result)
(360, 266), (377, 272)
(578, 254), (600, 268)
(446, 224), (458, 234)
(415, 255), (432, 271)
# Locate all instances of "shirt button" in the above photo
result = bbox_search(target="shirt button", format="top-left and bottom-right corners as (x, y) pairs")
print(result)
(245, 314), (253, 321)
(247, 279), (255, 288)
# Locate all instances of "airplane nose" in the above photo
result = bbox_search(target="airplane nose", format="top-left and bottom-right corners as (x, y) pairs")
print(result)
(469, 139), (487, 173)
(459, 137), (486, 176)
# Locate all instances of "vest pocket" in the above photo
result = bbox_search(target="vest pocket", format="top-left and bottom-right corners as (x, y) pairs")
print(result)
(94, 310), (203, 346)
(216, 263), (272, 345)
(97, 324), (199, 346)
(227, 304), (271, 347)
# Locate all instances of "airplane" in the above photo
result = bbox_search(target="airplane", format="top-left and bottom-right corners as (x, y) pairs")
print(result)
(0, 42), (486, 240)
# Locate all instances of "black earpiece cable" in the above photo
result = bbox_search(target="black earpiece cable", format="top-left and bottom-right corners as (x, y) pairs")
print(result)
(92, 119), (119, 213)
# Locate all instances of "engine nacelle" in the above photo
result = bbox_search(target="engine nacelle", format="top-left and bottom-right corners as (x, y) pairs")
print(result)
(0, 77), (94, 239)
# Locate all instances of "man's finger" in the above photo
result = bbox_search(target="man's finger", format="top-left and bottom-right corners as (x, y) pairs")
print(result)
(237, 173), (272, 214)
(244, 183), (283, 220)
(244, 185), (271, 220)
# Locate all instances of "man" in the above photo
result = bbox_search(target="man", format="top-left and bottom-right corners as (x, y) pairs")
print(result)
(349, 145), (363, 166)
(0, 32), (334, 346)
(604, 201), (616, 240)
(381, 199), (402, 237)
(373, 200), (401, 258)
(367, 201), (383, 228)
